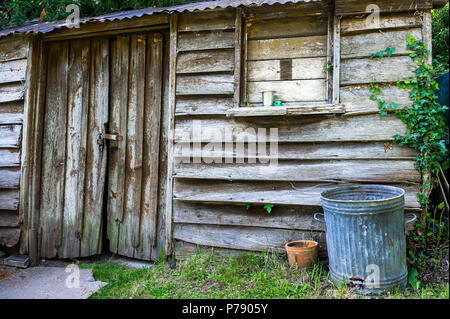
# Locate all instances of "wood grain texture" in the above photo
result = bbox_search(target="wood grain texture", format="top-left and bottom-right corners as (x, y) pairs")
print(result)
(178, 9), (235, 32)
(118, 34), (146, 258)
(0, 149), (20, 167)
(227, 104), (344, 117)
(176, 74), (234, 95)
(0, 82), (24, 103)
(174, 141), (417, 162)
(176, 50), (234, 74)
(341, 56), (416, 85)
(173, 180), (421, 210)
(80, 38), (109, 257)
(176, 96), (234, 116)
(247, 15), (328, 40)
(107, 36), (130, 255)
(0, 227), (20, 247)
(341, 13), (421, 34)
(0, 124), (21, 147)
(0, 190), (20, 210)
(173, 201), (325, 231)
(135, 32), (163, 259)
(174, 160), (420, 184)
(0, 59), (27, 84)
(335, 0), (433, 15)
(173, 223), (327, 254)
(0, 36), (29, 62)
(341, 28), (421, 59)
(58, 40), (90, 258)
(248, 35), (327, 60)
(39, 42), (69, 259)
(0, 113), (23, 124)
(177, 30), (235, 51)
(0, 211), (19, 226)
(174, 114), (407, 143)
(247, 58), (327, 81)
(247, 79), (327, 103)
(341, 84), (412, 115)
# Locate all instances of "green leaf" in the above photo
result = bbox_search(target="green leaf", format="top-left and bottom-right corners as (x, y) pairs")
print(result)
(263, 204), (274, 214)
(245, 203), (251, 210)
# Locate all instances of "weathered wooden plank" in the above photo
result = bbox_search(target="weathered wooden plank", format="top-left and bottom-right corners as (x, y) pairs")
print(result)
(58, 40), (90, 259)
(178, 10), (235, 32)
(341, 56), (416, 85)
(341, 28), (421, 59)
(247, 58), (327, 81)
(248, 79), (327, 103)
(0, 59), (27, 84)
(247, 2), (331, 21)
(233, 8), (242, 108)
(176, 50), (234, 74)
(174, 114), (407, 143)
(80, 38), (109, 257)
(341, 13), (421, 34)
(173, 223), (327, 254)
(165, 14), (179, 260)
(177, 31), (235, 51)
(0, 124), (21, 148)
(175, 141), (417, 162)
(173, 201), (325, 231)
(174, 240), (255, 259)
(134, 33), (163, 260)
(0, 112), (22, 124)
(247, 15), (328, 40)
(43, 14), (169, 41)
(0, 211), (19, 227)
(0, 36), (29, 62)
(421, 10), (432, 65)
(0, 190), (20, 211)
(39, 42), (69, 259)
(341, 84), (412, 115)
(0, 168), (20, 189)
(176, 74), (234, 95)
(118, 34), (146, 258)
(0, 82), (24, 103)
(335, 0), (433, 16)
(0, 227), (20, 247)
(174, 160), (420, 184)
(176, 96), (233, 115)
(332, 15), (341, 104)
(19, 37), (47, 263)
(173, 180), (420, 210)
(0, 149), (20, 167)
(227, 103), (344, 117)
(248, 35), (327, 60)
(107, 36), (130, 256)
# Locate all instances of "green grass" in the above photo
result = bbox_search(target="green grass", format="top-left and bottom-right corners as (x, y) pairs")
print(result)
(82, 250), (449, 299)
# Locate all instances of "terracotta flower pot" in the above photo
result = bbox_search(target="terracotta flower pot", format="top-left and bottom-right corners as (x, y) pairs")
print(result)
(285, 240), (318, 269)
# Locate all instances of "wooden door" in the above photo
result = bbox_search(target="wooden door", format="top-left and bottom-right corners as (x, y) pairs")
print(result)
(107, 33), (163, 260)
(40, 38), (109, 259)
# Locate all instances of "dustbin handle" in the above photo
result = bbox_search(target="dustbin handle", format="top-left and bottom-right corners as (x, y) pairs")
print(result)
(405, 213), (417, 225)
(313, 212), (325, 222)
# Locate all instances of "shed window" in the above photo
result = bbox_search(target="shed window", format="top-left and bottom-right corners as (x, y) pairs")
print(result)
(232, 6), (341, 115)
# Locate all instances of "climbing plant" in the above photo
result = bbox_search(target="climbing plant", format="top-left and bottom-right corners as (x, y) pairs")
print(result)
(369, 35), (448, 229)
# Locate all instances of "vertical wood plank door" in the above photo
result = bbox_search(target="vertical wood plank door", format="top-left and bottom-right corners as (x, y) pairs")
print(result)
(40, 39), (109, 259)
(107, 33), (163, 260)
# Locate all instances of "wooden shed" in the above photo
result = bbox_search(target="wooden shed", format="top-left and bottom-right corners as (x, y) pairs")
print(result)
(0, 0), (446, 265)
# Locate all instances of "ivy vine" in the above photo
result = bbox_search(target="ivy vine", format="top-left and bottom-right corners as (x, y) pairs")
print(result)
(369, 35), (448, 226)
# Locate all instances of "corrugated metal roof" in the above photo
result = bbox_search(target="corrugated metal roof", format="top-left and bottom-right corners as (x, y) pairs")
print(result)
(0, 0), (319, 38)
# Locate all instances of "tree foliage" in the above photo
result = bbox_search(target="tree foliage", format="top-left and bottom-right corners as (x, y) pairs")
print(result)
(0, 0), (189, 29)
(432, 3), (449, 76)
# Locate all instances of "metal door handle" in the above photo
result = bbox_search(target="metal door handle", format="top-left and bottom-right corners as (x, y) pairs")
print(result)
(97, 132), (123, 145)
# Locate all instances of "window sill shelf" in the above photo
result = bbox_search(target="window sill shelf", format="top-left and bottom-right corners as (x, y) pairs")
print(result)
(226, 104), (345, 117)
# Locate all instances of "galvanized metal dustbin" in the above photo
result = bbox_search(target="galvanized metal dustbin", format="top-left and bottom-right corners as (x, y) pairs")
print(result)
(315, 185), (416, 294)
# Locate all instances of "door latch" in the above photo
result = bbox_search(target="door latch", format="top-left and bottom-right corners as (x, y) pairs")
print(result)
(97, 132), (123, 145)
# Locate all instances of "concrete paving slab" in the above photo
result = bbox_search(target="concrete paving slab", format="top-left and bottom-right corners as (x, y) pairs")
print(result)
(0, 266), (107, 299)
